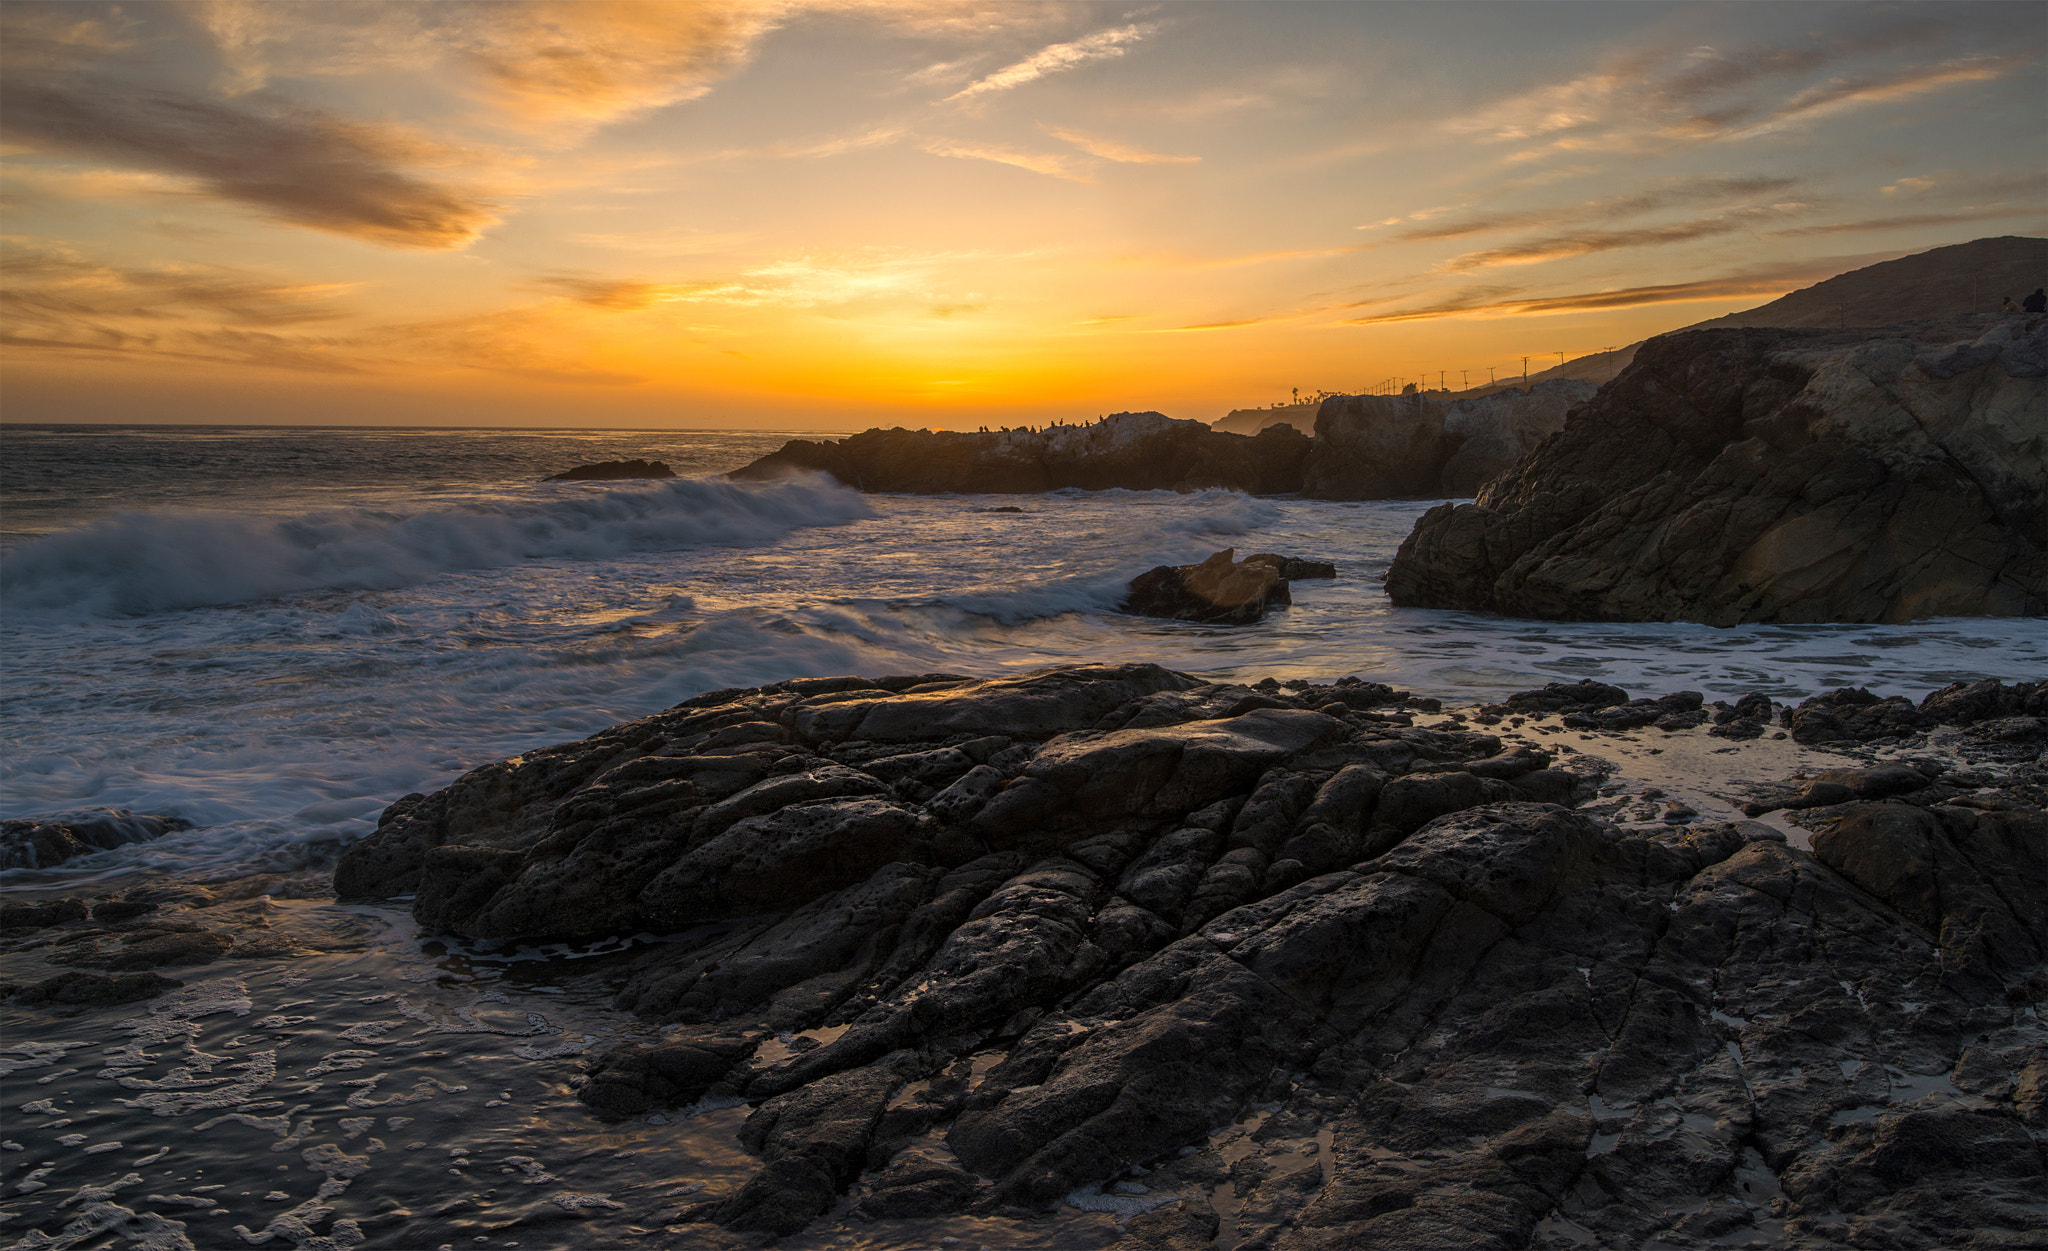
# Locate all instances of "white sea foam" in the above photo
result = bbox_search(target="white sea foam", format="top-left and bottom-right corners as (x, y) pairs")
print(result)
(0, 475), (871, 617)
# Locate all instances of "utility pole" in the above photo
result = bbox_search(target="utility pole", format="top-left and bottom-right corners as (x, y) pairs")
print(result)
(1489, 366), (1496, 385)
(1521, 356), (1530, 385)
(1460, 369), (1469, 390)
(1438, 371), (1445, 391)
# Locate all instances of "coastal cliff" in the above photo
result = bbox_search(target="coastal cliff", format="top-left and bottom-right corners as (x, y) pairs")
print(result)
(1384, 316), (2047, 624)
(1297, 379), (1597, 499)
(728, 411), (1309, 495)
(329, 663), (2048, 1247)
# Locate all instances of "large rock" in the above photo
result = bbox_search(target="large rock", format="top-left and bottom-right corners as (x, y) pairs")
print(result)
(1437, 378), (1598, 494)
(1385, 317), (2048, 623)
(1122, 548), (1292, 624)
(330, 665), (2047, 1247)
(1299, 390), (1452, 499)
(729, 411), (1311, 495)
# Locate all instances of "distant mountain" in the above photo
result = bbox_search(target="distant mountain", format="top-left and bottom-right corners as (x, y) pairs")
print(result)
(1456, 235), (2046, 399)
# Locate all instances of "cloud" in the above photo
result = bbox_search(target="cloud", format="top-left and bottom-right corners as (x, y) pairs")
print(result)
(1881, 176), (1939, 198)
(946, 23), (1156, 104)
(919, 137), (1095, 182)
(531, 276), (676, 310)
(1763, 205), (2048, 238)
(0, 78), (498, 248)
(1043, 126), (1197, 165)
(1445, 24), (2035, 153)
(1438, 207), (1800, 272)
(1344, 272), (1823, 325)
(1394, 175), (1800, 242)
(2, 246), (357, 327)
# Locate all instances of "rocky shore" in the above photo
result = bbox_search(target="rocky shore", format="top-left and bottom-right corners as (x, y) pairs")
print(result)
(258, 665), (2048, 1249)
(1386, 316), (2047, 624)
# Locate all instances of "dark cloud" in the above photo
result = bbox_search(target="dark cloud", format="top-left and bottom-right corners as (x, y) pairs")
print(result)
(0, 77), (498, 249)
(1403, 176), (1801, 243)
(1344, 269), (1841, 325)
(1765, 206), (2048, 238)
(1, 248), (355, 328)
(1440, 209), (1790, 272)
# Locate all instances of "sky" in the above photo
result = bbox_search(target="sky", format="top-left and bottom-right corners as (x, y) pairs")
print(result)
(2, 0), (2043, 430)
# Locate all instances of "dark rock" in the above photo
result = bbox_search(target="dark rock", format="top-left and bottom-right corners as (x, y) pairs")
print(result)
(543, 459), (675, 481)
(1482, 679), (1631, 716)
(1741, 764), (1934, 816)
(729, 412), (1310, 495)
(0, 809), (190, 870)
(328, 666), (2048, 1245)
(1787, 686), (1930, 744)
(1385, 319), (2048, 623)
(1243, 552), (1337, 579)
(1123, 549), (1291, 624)
(0, 898), (88, 930)
(4, 970), (183, 1007)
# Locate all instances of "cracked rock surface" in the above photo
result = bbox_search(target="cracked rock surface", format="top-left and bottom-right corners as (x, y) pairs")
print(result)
(1385, 316), (2048, 624)
(333, 665), (2048, 1248)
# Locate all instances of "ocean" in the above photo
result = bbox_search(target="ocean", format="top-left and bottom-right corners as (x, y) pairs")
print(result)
(3, 423), (2041, 883)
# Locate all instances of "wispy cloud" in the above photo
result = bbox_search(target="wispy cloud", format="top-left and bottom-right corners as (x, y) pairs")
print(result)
(946, 23), (1156, 104)
(0, 7), (500, 253)
(1342, 260), (1867, 325)
(1763, 205), (2047, 238)
(1438, 206), (1802, 272)
(919, 137), (1095, 183)
(1390, 175), (1800, 242)
(1043, 126), (1197, 165)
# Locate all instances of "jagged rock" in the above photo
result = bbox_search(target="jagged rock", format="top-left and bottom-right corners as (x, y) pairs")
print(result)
(1788, 687), (1930, 744)
(1480, 679), (1631, 717)
(543, 459), (675, 481)
(729, 412), (1311, 495)
(334, 666), (2048, 1246)
(1123, 548), (1292, 624)
(0, 898), (88, 930)
(1386, 318), (2048, 623)
(1243, 552), (1336, 579)
(1741, 763), (1936, 816)
(0, 809), (190, 870)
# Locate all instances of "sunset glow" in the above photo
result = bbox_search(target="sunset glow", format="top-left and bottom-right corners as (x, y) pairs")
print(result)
(4, 0), (2043, 427)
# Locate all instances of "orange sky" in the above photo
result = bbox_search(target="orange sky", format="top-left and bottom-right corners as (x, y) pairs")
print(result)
(3, 0), (2043, 428)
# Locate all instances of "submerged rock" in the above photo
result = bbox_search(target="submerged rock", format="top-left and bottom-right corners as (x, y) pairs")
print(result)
(0, 809), (191, 871)
(1122, 548), (1295, 624)
(332, 664), (2047, 1247)
(1386, 317), (2048, 623)
(728, 411), (1311, 495)
(543, 459), (676, 481)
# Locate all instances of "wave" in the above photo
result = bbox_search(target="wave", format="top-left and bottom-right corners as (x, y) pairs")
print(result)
(0, 475), (872, 617)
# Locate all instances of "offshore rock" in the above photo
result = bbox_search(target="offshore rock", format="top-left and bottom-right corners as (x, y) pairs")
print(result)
(333, 665), (2048, 1248)
(1386, 317), (2048, 623)
(729, 411), (1310, 495)
(543, 459), (676, 481)
(1122, 548), (1294, 624)
(0, 809), (191, 871)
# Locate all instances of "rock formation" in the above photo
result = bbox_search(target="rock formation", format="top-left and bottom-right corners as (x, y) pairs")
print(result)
(332, 665), (2047, 1248)
(1211, 401), (1318, 436)
(1298, 379), (1595, 499)
(1386, 317), (2048, 624)
(1122, 549), (1331, 624)
(544, 459), (676, 481)
(728, 412), (1310, 495)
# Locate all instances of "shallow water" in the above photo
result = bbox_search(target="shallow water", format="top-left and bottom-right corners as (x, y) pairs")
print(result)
(3, 424), (2041, 881)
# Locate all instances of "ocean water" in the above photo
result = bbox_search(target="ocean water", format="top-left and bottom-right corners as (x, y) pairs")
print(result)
(3, 423), (2041, 881)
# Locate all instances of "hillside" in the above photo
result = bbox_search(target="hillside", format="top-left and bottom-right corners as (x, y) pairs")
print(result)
(1454, 235), (2045, 400)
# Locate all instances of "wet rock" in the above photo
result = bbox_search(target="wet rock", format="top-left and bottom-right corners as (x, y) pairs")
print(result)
(1242, 552), (1337, 579)
(576, 1035), (753, 1118)
(1481, 679), (1631, 717)
(0, 810), (190, 871)
(1740, 763), (1934, 815)
(1385, 319), (2048, 623)
(332, 666), (2048, 1246)
(0, 898), (88, 930)
(543, 459), (675, 481)
(1122, 548), (1291, 624)
(2, 970), (183, 1007)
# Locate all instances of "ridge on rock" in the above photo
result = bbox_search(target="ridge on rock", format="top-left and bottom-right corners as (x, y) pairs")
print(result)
(727, 411), (1310, 495)
(330, 664), (2047, 1248)
(1385, 316), (2048, 624)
